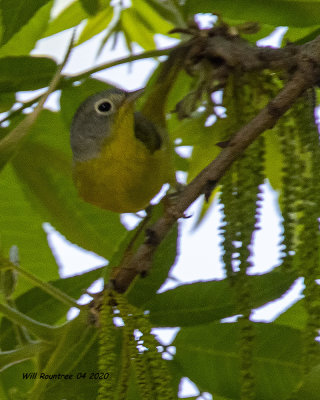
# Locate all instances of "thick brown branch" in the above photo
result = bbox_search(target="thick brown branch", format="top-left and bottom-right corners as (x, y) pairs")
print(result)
(179, 61), (318, 210)
(204, 35), (299, 72)
(111, 37), (320, 293)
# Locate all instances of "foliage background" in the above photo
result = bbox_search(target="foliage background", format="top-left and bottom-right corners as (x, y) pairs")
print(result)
(1, 0), (320, 399)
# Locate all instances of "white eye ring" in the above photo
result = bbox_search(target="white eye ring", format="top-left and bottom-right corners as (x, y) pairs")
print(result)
(94, 99), (113, 115)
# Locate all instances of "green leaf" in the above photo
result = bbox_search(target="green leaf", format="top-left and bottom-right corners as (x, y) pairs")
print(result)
(264, 130), (283, 191)
(0, 92), (15, 112)
(126, 367), (144, 400)
(127, 222), (179, 306)
(0, 380), (8, 399)
(0, 0), (52, 45)
(186, 119), (225, 182)
(122, 7), (156, 50)
(0, 1), (52, 58)
(145, 268), (296, 327)
(1, 311), (122, 400)
(296, 363), (320, 400)
(185, 0), (320, 28)
(174, 322), (309, 400)
(0, 56), (57, 93)
(79, 0), (102, 16)
(169, 112), (207, 146)
(1, 267), (104, 351)
(165, 70), (195, 118)
(0, 273), (103, 366)
(134, 0), (174, 37)
(284, 25), (320, 44)
(274, 299), (307, 330)
(166, 359), (185, 397)
(77, 7), (113, 45)
(0, 163), (59, 297)
(25, 312), (99, 400)
(11, 110), (126, 260)
(0, 360), (36, 399)
(172, 113), (229, 184)
(147, 0), (184, 26)
(43, 1), (87, 38)
(30, 314), (124, 400)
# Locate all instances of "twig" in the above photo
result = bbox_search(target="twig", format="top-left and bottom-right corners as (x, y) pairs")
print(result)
(0, 31), (76, 167)
(0, 46), (175, 125)
(66, 46), (174, 83)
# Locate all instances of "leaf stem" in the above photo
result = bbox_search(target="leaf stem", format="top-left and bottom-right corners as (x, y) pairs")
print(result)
(0, 303), (57, 341)
(9, 262), (81, 309)
(66, 46), (173, 83)
(0, 341), (50, 372)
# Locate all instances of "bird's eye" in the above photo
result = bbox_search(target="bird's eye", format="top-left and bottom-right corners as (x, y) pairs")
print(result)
(95, 99), (113, 114)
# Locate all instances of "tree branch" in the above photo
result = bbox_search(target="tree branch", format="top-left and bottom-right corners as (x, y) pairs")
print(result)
(203, 34), (299, 71)
(110, 33), (320, 293)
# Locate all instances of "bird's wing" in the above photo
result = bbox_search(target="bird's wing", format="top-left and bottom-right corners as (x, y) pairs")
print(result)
(134, 111), (163, 154)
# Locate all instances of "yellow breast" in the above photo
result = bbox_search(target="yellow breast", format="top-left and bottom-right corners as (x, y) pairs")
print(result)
(73, 103), (174, 213)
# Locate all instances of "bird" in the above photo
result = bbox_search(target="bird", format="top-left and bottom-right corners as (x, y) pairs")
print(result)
(70, 87), (176, 213)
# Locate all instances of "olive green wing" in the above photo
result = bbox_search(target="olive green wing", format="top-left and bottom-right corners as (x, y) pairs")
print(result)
(134, 111), (163, 154)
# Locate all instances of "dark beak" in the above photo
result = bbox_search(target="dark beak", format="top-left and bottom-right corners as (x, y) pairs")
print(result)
(126, 88), (145, 103)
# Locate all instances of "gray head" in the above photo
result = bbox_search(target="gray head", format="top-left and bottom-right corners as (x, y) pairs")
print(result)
(70, 88), (129, 162)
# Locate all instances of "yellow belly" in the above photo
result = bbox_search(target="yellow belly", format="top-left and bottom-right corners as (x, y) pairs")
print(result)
(73, 137), (174, 213)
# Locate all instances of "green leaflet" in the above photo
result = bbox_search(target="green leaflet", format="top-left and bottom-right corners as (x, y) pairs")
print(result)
(275, 299), (307, 330)
(43, 2), (88, 38)
(145, 268), (296, 327)
(0, 266), (104, 352)
(0, 163), (59, 297)
(174, 322), (319, 400)
(0, 1), (52, 58)
(79, 0), (102, 16)
(0, 0), (52, 45)
(126, 222), (179, 307)
(295, 363), (320, 400)
(184, 0), (320, 28)
(0, 56), (57, 93)
(77, 7), (113, 46)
